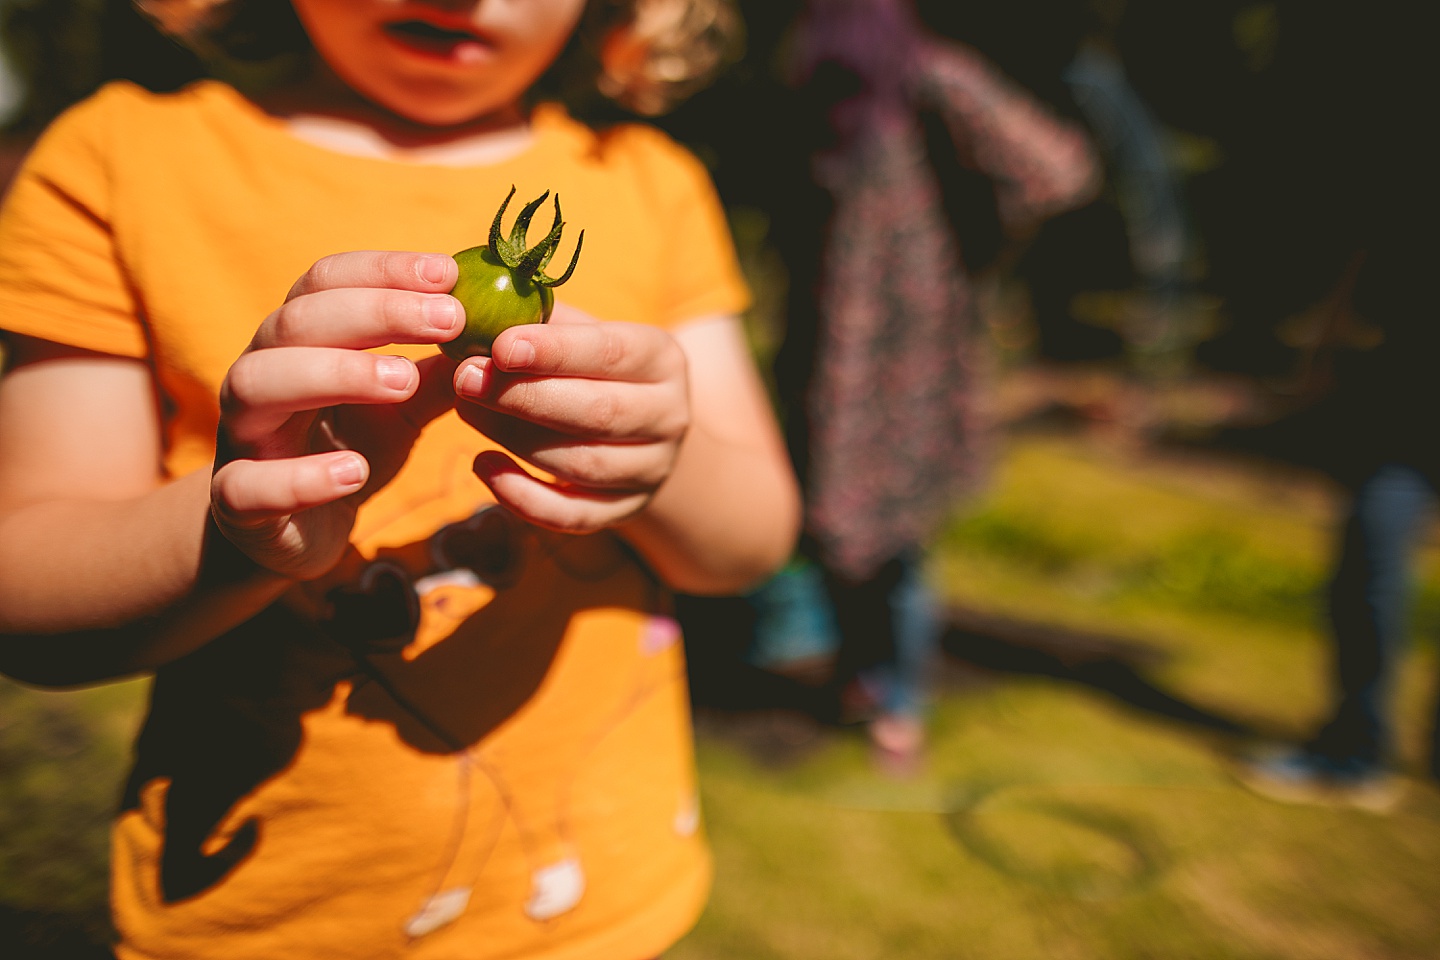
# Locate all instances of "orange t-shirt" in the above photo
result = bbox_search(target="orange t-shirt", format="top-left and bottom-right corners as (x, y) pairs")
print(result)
(0, 81), (749, 960)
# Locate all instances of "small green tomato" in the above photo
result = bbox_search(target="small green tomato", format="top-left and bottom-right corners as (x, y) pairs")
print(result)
(441, 186), (585, 362)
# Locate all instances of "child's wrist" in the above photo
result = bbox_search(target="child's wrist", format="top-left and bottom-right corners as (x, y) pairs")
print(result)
(199, 513), (295, 590)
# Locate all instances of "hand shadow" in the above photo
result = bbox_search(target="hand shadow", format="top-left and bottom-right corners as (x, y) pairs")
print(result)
(118, 507), (643, 904)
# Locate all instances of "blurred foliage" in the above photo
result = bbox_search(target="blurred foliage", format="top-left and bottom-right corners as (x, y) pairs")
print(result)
(1, 0), (222, 137)
(0, 0), (109, 135)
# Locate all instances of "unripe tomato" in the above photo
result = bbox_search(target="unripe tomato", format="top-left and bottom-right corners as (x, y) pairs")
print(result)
(440, 186), (583, 362)
(441, 246), (554, 361)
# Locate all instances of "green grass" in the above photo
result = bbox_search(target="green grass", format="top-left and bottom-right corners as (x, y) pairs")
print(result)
(672, 433), (1440, 959)
(682, 684), (1440, 960)
(0, 676), (146, 950)
(4, 432), (1439, 958)
(936, 436), (1440, 637)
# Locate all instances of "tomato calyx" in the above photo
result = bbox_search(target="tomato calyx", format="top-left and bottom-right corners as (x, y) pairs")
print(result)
(439, 187), (585, 362)
(487, 185), (584, 289)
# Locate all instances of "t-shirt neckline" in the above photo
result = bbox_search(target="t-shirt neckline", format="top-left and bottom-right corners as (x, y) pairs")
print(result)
(193, 79), (567, 175)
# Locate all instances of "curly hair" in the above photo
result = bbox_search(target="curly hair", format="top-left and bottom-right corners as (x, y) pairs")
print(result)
(133, 0), (743, 115)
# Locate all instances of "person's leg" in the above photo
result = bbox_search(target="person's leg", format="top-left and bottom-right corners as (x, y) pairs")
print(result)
(867, 551), (939, 765)
(823, 551), (939, 763)
(881, 550), (939, 721)
(1238, 462), (1432, 810)
(1315, 462), (1435, 770)
(822, 557), (901, 722)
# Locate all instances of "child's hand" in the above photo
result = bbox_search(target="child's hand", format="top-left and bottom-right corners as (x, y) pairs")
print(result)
(211, 251), (463, 579)
(452, 303), (690, 534)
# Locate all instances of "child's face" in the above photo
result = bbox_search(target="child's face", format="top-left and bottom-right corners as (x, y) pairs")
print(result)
(290, 0), (589, 128)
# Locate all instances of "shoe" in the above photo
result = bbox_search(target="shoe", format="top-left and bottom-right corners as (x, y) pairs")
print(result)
(1235, 745), (1406, 813)
(868, 713), (925, 778)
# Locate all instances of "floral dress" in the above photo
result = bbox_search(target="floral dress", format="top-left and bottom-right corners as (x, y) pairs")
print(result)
(794, 37), (1098, 581)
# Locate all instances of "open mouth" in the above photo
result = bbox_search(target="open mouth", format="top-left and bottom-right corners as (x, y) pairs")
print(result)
(382, 19), (491, 62)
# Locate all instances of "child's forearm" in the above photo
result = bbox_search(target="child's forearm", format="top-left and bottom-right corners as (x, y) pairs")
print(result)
(0, 469), (290, 686)
(616, 316), (801, 595)
(618, 420), (801, 595)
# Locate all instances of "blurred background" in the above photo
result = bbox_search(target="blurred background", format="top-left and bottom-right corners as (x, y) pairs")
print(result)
(2, 0), (1437, 957)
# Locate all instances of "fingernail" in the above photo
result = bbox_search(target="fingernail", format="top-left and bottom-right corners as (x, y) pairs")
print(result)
(418, 255), (451, 285)
(377, 356), (414, 391)
(504, 339), (536, 369)
(425, 295), (462, 334)
(330, 455), (367, 488)
(455, 358), (489, 396)
(472, 450), (505, 481)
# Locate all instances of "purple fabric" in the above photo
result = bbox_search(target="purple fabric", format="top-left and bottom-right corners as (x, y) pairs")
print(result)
(796, 18), (1099, 579)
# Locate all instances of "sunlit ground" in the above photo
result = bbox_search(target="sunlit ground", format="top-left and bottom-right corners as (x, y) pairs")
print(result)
(673, 431), (1440, 960)
(3, 430), (1438, 958)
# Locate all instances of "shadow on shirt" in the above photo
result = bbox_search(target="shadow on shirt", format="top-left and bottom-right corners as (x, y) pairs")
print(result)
(117, 508), (650, 903)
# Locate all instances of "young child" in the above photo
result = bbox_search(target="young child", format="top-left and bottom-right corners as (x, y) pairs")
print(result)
(0, 1), (799, 957)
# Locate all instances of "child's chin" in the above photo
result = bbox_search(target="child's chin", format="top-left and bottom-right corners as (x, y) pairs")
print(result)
(370, 93), (510, 132)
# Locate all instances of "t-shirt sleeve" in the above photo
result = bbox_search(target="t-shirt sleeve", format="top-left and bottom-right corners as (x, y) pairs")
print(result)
(641, 134), (751, 327)
(0, 89), (147, 358)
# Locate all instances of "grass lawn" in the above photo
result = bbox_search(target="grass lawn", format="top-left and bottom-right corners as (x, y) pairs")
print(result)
(672, 431), (1440, 960)
(3, 430), (1438, 958)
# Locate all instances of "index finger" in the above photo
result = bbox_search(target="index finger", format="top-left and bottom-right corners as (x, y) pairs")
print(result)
(285, 251), (459, 301)
(489, 316), (682, 384)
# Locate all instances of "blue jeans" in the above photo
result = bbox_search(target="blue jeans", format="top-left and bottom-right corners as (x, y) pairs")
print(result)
(823, 551), (938, 720)
(1316, 462), (1439, 775)
(747, 550), (938, 720)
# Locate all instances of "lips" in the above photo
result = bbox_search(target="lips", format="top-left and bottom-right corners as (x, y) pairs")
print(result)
(382, 18), (492, 63)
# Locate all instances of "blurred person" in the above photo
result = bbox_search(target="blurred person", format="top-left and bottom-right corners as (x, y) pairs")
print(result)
(1058, 1), (1189, 373)
(1240, 238), (1439, 812)
(1237, 0), (1436, 811)
(757, 0), (1098, 768)
(932, 0), (1193, 372)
